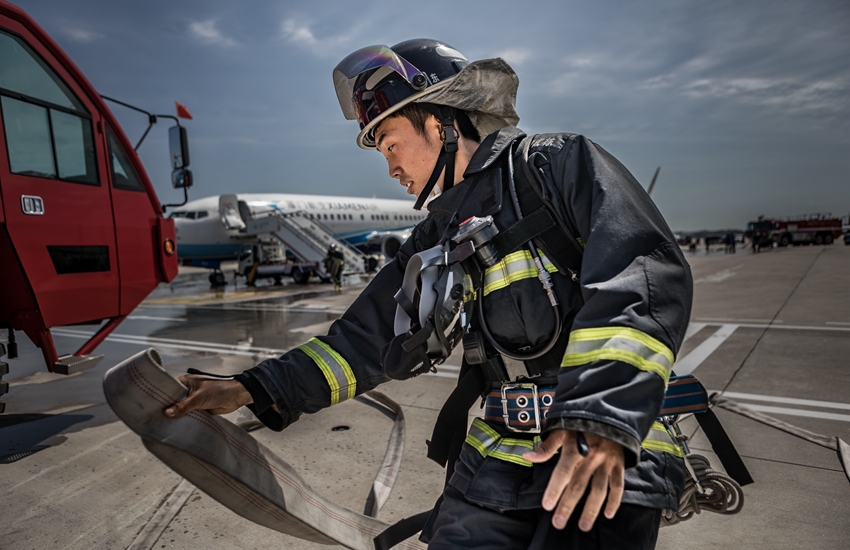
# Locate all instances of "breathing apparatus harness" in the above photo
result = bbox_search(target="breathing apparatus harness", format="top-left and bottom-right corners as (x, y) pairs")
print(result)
(386, 138), (573, 383)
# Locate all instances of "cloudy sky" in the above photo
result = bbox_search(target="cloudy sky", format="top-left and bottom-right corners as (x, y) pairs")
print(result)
(10, 0), (849, 231)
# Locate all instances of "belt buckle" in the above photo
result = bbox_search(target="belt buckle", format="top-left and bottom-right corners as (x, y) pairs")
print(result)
(501, 382), (541, 434)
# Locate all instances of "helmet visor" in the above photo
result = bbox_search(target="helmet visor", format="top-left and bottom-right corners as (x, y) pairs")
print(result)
(333, 45), (426, 125)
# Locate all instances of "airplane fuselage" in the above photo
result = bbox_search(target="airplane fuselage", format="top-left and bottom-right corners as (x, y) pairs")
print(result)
(171, 193), (424, 261)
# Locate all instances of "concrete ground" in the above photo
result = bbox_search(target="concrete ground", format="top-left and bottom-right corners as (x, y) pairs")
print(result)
(1, 242), (849, 549)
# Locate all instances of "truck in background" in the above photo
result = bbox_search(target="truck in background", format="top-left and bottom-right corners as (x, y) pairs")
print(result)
(745, 213), (843, 250)
(0, 1), (189, 412)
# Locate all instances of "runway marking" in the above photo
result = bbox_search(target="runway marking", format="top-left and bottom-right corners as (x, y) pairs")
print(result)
(717, 391), (850, 412)
(674, 324), (738, 374)
(683, 322), (707, 342)
(51, 329), (285, 358)
(694, 266), (740, 284)
(697, 317), (782, 324)
(734, 404), (850, 423)
(826, 322), (850, 326)
(733, 323), (850, 332)
(127, 315), (186, 322)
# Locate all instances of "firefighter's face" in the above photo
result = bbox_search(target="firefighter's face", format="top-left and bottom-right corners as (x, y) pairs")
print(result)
(375, 114), (443, 198)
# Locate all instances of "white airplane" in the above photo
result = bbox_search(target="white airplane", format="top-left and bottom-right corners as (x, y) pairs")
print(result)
(170, 193), (424, 274)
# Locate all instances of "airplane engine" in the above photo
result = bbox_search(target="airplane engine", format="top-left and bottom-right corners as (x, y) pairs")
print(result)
(382, 235), (403, 259)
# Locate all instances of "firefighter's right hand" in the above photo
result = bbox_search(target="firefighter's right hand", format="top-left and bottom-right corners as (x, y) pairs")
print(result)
(163, 375), (253, 418)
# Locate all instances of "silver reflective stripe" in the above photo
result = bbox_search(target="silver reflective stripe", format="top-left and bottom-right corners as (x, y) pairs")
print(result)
(482, 250), (556, 296)
(298, 337), (356, 406)
(561, 327), (674, 383)
(641, 421), (684, 458)
(465, 418), (542, 467)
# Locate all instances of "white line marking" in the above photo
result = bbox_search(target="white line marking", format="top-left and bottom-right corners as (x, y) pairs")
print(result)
(741, 404), (850, 423)
(825, 322), (850, 326)
(717, 391), (850, 411)
(127, 315), (186, 322)
(51, 329), (285, 358)
(674, 324), (738, 374)
(683, 323), (707, 342)
(127, 480), (195, 550)
(733, 323), (850, 332)
(694, 267), (740, 284)
(696, 318), (782, 324)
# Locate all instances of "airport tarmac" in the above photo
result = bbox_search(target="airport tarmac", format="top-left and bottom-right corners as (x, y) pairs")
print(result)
(2, 243), (849, 549)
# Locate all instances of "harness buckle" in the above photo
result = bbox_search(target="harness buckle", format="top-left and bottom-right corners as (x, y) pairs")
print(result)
(501, 382), (541, 434)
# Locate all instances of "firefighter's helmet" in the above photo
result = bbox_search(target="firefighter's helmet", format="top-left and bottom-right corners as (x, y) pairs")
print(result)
(333, 38), (521, 150)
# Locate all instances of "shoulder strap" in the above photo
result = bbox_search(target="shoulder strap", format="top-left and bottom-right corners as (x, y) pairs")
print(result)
(512, 136), (584, 278)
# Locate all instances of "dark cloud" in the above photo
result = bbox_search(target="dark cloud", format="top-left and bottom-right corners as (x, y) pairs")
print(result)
(10, 0), (849, 230)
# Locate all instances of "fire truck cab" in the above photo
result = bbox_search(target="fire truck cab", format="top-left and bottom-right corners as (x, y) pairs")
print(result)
(0, 1), (180, 411)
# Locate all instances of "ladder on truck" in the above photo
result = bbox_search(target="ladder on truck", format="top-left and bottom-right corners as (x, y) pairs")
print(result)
(243, 211), (370, 278)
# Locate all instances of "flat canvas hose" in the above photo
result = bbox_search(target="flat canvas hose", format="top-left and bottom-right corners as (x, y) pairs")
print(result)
(103, 348), (426, 550)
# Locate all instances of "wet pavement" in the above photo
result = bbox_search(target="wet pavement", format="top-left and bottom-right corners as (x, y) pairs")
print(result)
(1, 243), (849, 549)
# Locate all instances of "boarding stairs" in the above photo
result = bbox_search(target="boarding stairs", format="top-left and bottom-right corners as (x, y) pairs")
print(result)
(242, 211), (370, 277)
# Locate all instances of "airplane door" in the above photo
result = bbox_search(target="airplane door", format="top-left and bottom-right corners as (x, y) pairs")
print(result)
(0, 21), (119, 328)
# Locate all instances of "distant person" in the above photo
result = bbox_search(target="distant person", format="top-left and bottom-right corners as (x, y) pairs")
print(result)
(324, 243), (345, 292)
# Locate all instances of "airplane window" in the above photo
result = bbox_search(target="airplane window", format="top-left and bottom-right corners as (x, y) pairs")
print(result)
(361, 214), (364, 220)
(197, 211), (208, 219)
(323, 214), (327, 220)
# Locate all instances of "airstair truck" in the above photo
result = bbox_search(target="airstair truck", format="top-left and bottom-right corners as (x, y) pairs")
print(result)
(0, 1), (183, 411)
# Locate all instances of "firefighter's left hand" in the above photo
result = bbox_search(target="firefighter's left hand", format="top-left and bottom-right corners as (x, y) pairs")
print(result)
(523, 429), (624, 531)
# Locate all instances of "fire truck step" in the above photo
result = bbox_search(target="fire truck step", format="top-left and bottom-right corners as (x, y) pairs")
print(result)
(54, 354), (104, 375)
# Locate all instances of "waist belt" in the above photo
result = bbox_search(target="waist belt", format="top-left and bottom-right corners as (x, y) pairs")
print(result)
(484, 375), (713, 434)
(483, 382), (556, 433)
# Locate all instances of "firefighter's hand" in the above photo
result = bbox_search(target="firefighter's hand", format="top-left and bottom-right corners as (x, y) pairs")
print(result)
(523, 429), (625, 532)
(163, 376), (253, 418)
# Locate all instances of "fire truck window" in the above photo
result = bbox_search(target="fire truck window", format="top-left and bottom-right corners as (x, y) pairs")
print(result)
(0, 31), (84, 112)
(52, 110), (97, 184)
(106, 126), (144, 192)
(1, 96), (55, 178)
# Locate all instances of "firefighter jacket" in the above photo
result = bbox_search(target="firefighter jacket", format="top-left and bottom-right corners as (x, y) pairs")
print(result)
(238, 126), (693, 511)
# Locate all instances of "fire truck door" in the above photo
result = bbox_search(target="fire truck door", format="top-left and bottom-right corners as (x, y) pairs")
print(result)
(0, 21), (119, 329)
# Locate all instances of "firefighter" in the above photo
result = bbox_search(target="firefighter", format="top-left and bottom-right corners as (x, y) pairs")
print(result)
(165, 39), (693, 549)
(324, 243), (345, 292)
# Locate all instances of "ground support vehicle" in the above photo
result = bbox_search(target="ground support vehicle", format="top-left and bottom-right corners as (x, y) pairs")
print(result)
(0, 1), (183, 410)
(745, 214), (843, 249)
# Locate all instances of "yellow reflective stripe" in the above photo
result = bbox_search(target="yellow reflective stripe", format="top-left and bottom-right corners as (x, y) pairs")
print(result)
(561, 327), (674, 384)
(465, 419), (543, 467)
(297, 337), (356, 406)
(641, 421), (684, 458)
(482, 250), (557, 296)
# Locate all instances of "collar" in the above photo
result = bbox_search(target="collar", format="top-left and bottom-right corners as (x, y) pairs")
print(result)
(426, 126), (525, 230)
(464, 126), (526, 176)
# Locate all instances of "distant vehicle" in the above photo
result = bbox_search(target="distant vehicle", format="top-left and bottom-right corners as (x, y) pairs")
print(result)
(745, 214), (843, 248)
(172, 193), (422, 285)
(0, 1), (186, 409)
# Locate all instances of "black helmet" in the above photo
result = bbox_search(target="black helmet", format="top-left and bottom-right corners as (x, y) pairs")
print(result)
(333, 39), (469, 150)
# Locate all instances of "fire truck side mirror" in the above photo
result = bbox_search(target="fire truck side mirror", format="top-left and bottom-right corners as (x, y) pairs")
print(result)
(172, 168), (193, 189)
(169, 125), (190, 169)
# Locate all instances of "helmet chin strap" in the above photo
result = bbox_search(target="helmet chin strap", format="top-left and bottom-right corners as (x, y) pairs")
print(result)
(413, 106), (458, 211)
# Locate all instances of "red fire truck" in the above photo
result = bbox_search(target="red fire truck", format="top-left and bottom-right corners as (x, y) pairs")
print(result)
(745, 214), (843, 248)
(0, 1), (186, 411)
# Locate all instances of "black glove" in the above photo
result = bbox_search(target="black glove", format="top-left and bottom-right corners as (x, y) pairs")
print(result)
(381, 333), (432, 380)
